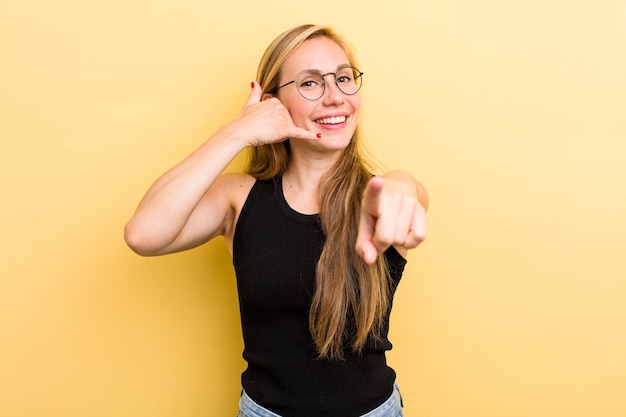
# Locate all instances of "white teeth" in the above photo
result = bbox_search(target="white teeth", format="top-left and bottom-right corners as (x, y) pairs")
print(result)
(316, 116), (346, 124)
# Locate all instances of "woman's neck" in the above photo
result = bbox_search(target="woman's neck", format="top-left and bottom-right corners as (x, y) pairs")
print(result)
(281, 150), (340, 215)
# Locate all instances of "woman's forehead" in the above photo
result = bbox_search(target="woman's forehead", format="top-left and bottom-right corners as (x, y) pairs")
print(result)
(282, 37), (350, 75)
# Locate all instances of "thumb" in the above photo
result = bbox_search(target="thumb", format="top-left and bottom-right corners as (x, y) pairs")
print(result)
(245, 81), (263, 107)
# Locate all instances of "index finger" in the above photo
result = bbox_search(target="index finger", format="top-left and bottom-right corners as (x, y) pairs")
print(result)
(361, 176), (384, 217)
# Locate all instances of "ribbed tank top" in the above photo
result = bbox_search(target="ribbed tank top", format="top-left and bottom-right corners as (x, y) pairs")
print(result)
(232, 176), (407, 417)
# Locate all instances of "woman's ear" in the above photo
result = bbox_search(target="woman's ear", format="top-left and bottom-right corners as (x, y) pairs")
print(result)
(261, 92), (274, 101)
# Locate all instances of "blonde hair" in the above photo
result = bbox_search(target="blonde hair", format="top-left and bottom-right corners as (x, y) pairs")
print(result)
(246, 24), (390, 360)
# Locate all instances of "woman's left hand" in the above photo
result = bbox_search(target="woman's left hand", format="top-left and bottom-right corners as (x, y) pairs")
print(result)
(355, 173), (428, 265)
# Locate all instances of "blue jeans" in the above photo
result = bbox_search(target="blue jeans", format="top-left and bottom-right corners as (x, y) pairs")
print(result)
(237, 383), (404, 417)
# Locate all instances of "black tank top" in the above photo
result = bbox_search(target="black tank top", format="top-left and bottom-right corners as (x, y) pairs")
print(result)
(233, 177), (407, 417)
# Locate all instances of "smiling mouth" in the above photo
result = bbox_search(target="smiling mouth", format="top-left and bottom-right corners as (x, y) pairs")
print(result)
(315, 115), (347, 125)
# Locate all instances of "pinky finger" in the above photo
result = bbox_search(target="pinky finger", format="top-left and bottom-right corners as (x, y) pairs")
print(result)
(291, 127), (322, 141)
(405, 209), (427, 248)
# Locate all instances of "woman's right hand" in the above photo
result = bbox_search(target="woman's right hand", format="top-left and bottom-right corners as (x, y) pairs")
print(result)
(124, 82), (319, 256)
(228, 82), (320, 147)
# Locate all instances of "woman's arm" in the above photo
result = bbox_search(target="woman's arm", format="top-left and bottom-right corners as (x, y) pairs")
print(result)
(124, 125), (247, 256)
(124, 83), (319, 256)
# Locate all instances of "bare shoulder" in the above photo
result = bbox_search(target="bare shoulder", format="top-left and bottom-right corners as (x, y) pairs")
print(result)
(416, 180), (429, 212)
(381, 170), (429, 212)
(217, 172), (256, 204)
(215, 172), (256, 242)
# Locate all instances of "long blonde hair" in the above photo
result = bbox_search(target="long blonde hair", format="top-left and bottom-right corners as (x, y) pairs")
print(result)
(246, 24), (391, 360)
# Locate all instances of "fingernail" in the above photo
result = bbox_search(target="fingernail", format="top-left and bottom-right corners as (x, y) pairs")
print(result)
(316, 133), (322, 139)
(251, 81), (255, 89)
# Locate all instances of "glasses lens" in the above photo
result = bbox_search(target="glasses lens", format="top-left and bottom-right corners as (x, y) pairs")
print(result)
(295, 68), (363, 100)
(335, 67), (362, 95)
(296, 73), (325, 100)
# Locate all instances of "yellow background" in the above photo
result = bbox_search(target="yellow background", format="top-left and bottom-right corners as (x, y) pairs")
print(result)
(2, 0), (625, 416)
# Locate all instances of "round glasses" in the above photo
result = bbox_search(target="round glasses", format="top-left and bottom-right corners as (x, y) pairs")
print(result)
(277, 67), (364, 101)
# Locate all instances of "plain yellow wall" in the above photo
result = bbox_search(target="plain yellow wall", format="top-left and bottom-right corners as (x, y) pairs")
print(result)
(2, 0), (625, 416)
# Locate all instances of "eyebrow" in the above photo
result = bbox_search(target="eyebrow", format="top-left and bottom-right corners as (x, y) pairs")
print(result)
(293, 64), (352, 76)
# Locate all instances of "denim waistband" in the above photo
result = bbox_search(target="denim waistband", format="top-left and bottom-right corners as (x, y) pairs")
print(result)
(238, 383), (403, 417)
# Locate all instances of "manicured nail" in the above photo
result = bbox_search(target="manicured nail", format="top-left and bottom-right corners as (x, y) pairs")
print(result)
(251, 81), (255, 89)
(316, 133), (322, 139)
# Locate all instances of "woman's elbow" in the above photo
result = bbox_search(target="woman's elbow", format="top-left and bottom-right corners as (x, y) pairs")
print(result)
(124, 221), (160, 256)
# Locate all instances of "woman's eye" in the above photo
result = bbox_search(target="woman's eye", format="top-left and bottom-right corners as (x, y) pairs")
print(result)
(300, 79), (321, 89)
(337, 75), (352, 84)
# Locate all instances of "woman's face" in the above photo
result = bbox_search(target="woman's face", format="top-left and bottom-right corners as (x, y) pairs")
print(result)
(275, 37), (361, 152)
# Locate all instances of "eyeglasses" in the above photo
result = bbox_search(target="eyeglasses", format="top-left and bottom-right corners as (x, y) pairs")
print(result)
(277, 66), (364, 101)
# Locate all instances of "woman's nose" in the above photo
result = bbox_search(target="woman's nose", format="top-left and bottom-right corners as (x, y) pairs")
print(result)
(321, 77), (344, 105)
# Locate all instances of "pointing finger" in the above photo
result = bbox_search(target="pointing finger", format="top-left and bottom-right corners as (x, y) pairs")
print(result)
(356, 208), (379, 265)
(361, 176), (384, 217)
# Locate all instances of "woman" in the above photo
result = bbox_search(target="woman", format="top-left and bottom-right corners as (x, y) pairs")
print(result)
(125, 24), (428, 417)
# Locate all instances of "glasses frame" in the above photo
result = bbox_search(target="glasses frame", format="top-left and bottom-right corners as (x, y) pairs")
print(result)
(276, 67), (364, 101)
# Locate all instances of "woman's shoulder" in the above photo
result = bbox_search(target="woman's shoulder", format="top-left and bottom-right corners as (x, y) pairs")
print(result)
(219, 172), (256, 186)
(217, 173), (257, 245)
(217, 172), (257, 204)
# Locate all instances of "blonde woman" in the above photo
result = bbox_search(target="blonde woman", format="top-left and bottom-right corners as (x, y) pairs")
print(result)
(125, 24), (428, 417)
